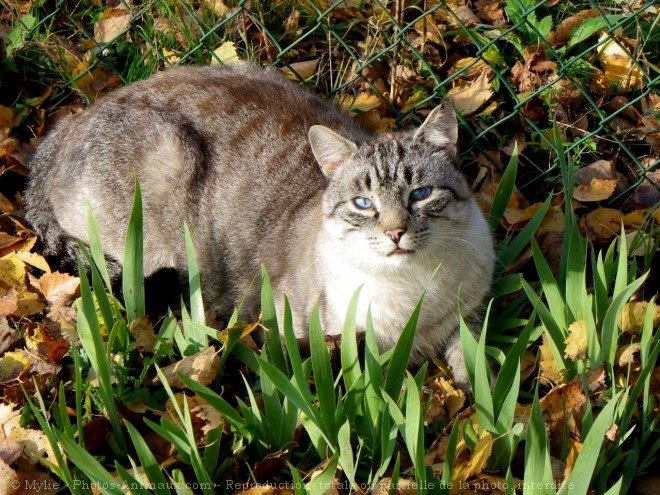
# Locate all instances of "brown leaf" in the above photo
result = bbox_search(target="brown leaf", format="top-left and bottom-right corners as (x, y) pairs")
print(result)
(156, 346), (220, 388)
(447, 70), (493, 116)
(0, 290), (18, 317)
(94, 7), (131, 44)
(24, 323), (69, 364)
(129, 316), (156, 352)
(574, 159), (615, 183)
(33, 271), (80, 314)
(546, 9), (599, 47)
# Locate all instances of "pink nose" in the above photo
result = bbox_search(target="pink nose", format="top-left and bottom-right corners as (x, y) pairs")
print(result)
(385, 228), (406, 243)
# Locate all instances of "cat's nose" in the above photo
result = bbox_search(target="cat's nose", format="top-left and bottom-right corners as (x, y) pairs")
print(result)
(385, 228), (406, 243)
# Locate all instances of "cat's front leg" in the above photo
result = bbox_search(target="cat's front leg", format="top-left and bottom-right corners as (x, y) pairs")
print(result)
(442, 322), (494, 393)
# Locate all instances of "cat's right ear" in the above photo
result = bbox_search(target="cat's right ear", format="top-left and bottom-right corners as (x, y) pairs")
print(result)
(308, 125), (358, 177)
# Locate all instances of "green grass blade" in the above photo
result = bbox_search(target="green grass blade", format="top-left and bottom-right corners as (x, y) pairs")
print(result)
(122, 177), (145, 322)
(176, 374), (247, 432)
(601, 272), (648, 366)
(493, 310), (534, 422)
(488, 142), (518, 231)
(309, 304), (337, 441)
(557, 392), (622, 495)
(496, 195), (551, 276)
(383, 296), (423, 400)
(341, 287), (362, 392)
(531, 238), (567, 330)
(76, 257), (127, 452)
(338, 420), (357, 489)
(124, 421), (171, 495)
(441, 420), (460, 487)
(261, 266), (287, 373)
(54, 429), (126, 495)
(523, 388), (555, 495)
(305, 454), (338, 495)
(183, 223), (205, 328)
(86, 203), (112, 292)
(404, 371), (427, 494)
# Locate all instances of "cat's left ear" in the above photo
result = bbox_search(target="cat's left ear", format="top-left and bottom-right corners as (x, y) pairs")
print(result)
(309, 125), (358, 177)
(412, 104), (458, 152)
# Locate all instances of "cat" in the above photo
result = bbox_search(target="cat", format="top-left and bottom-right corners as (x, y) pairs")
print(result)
(25, 63), (495, 389)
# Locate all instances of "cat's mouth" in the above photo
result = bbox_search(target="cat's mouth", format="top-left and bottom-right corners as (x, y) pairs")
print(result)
(389, 247), (414, 256)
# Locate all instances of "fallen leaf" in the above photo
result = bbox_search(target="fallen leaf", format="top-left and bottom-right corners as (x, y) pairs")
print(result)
(547, 9), (599, 47)
(454, 430), (493, 481)
(447, 70), (493, 116)
(0, 459), (18, 495)
(129, 316), (156, 352)
(580, 208), (623, 242)
(539, 333), (563, 384)
(620, 301), (660, 334)
(616, 342), (641, 368)
(94, 7), (131, 44)
(156, 346), (219, 388)
(0, 350), (31, 383)
(201, 0), (229, 17)
(24, 323), (69, 364)
(573, 178), (617, 202)
(0, 255), (27, 287)
(211, 41), (240, 64)
(594, 33), (643, 92)
(574, 159), (615, 183)
(0, 290), (18, 317)
(605, 423), (618, 441)
(279, 59), (319, 81)
(340, 92), (383, 114)
(564, 320), (588, 361)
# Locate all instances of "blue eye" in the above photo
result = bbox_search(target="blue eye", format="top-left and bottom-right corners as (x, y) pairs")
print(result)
(410, 186), (432, 202)
(353, 197), (373, 209)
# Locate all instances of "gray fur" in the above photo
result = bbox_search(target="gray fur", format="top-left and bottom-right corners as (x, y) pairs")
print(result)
(25, 63), (494, 389)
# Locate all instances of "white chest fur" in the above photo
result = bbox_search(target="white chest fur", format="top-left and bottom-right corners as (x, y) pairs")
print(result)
(316, 204), (494, 362)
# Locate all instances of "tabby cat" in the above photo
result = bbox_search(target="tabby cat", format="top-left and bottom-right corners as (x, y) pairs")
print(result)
(25, 63), (494, 389)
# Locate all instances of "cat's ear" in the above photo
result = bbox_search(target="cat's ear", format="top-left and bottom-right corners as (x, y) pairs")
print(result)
(412, 104), (458, 151)
(309, 125), (358, 177)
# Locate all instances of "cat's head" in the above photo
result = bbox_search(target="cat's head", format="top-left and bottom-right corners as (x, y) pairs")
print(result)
(308, 105), (492, 270)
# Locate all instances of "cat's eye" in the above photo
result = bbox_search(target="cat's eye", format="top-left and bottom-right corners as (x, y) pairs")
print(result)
(410, 186), (432, 202)
(353, 197), (373, 209)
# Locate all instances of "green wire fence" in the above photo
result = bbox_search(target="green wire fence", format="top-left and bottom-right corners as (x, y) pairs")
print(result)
(4, 0), (659, 200)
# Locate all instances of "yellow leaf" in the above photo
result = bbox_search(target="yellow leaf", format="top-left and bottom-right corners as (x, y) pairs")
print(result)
(539, 333), (562, 383)
(446, 70), (493, 116)
(620, 301), (660, 334)
(454, 430), (493, 481)
(0, 255), (27, 287)
(573, 178), (617, 202)
(564, 320), (588, 361)
(279, 59), (319, 81)
(211, 41), (240, 65)
(616, 342), (641, 368)
(0, 104), (13, 129)
(0, 350), (31, 382)
(14, 250), (51, 273)
(14, 289), (46, 317)
(595, 34), (643, 91)
(340, 93), (383, 114)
